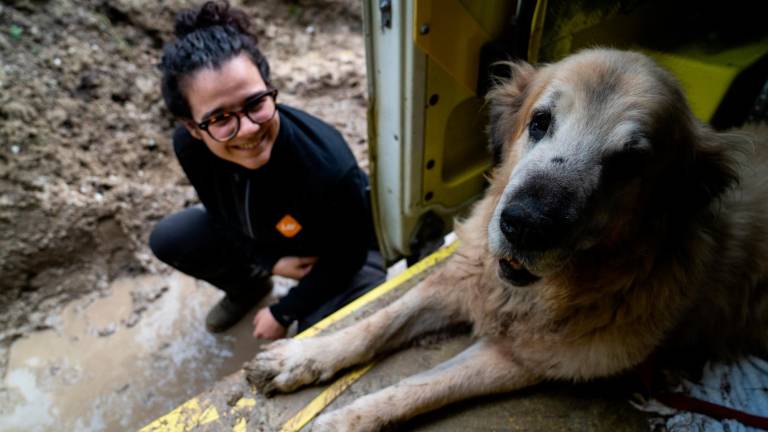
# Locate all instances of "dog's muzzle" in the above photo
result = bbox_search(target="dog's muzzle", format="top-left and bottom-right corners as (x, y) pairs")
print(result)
(494, 177), (579, 286)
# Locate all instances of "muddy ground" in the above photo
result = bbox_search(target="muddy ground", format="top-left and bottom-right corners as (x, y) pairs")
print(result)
(0, 0), (368, 377)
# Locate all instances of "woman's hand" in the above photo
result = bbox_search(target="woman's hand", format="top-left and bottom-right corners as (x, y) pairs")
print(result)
(272, 256), (318, 279)
(252, 307), (287, 340)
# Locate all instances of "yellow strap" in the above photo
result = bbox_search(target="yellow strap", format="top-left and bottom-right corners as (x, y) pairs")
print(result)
(279, 364), (374, 432)
(296, 240), (460, 340)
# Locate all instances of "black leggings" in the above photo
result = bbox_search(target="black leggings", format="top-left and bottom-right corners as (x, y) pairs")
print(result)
(149, 205), (386, 331)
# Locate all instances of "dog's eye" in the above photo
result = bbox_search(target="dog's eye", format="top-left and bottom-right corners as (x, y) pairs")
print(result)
(528, 110), (552, 142)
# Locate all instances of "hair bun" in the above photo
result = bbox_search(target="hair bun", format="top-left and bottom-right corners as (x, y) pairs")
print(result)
(174, 0), (252, 39)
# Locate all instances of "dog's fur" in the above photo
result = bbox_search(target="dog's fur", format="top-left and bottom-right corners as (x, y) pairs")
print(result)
(246, 48), (768, 431)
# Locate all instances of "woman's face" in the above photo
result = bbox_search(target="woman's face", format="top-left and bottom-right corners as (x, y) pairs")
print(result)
(182, 53), (280, 170)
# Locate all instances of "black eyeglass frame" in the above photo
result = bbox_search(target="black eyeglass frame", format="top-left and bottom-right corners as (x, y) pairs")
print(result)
(196, 87), (279, 142)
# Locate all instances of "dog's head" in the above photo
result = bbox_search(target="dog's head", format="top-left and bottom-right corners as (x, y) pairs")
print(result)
(485, 48), (736, 286)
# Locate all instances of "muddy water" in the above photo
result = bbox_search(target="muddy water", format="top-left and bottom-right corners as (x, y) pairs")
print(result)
(0, 273), (274, 432)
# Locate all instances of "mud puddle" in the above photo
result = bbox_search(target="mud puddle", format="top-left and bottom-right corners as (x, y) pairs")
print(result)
(0, 272), (271, 432)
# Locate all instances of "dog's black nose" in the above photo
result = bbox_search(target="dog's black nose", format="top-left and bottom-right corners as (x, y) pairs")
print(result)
(499, 192), (574, 252)
(499, 204), (532, 245)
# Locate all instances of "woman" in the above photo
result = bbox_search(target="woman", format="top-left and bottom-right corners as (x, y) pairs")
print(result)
(149, 0), (385, 339)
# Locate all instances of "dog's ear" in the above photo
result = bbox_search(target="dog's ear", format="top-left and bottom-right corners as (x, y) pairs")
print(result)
(663, 122), (739, 213)
(485, 61), (536, 167)
(687, 134), (739, 210)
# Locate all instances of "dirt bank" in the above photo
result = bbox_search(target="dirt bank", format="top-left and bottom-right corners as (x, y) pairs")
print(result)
(0, 0), (368, 375)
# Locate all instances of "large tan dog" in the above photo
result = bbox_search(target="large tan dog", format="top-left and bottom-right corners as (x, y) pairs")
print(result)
(246, 48), (768, 431)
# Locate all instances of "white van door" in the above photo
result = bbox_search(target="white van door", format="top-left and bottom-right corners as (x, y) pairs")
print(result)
(362, 0), (524, 263)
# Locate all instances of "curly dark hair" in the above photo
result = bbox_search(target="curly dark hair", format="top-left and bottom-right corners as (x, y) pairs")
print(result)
(160, 0), (271, 119)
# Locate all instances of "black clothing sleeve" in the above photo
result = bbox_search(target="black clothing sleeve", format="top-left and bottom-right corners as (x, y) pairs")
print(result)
(269, 167), (371, 325)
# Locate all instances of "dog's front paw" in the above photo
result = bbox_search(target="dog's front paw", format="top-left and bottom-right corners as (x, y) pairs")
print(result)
(243, 338), (336, 396)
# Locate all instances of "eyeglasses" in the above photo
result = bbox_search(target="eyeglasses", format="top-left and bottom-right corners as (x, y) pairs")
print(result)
(196, 88), (279, 142)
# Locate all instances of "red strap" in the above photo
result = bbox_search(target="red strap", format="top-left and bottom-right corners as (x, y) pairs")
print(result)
(655, 392), (768, 430)
(636, 358), (768, 430)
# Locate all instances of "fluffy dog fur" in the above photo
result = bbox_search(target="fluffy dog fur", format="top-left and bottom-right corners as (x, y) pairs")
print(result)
(245, 48), (768, 431)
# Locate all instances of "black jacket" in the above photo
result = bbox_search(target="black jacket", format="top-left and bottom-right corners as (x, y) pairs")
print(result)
(173, 105), (376, 325)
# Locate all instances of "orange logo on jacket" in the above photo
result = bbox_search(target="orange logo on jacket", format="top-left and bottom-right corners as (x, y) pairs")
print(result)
(276, 214), (302, 238)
